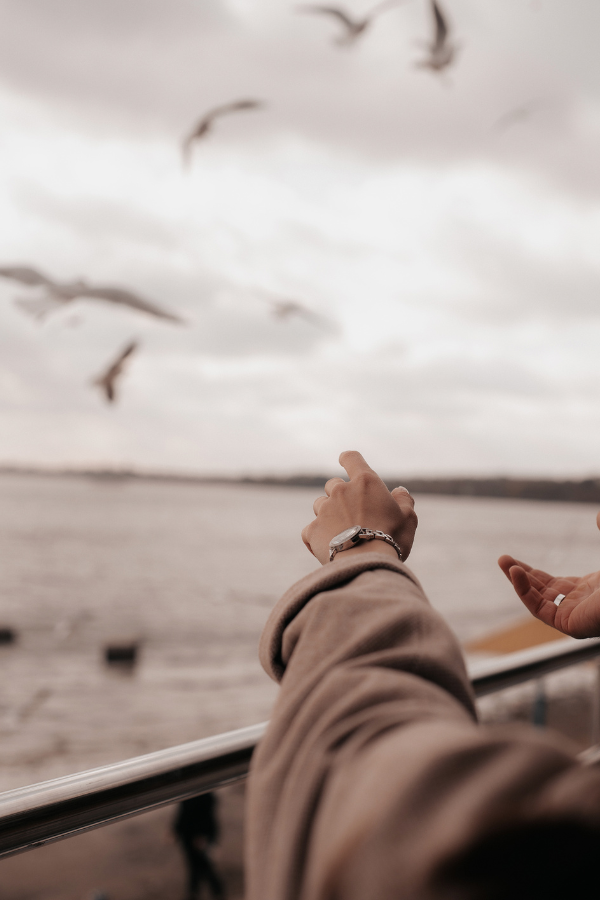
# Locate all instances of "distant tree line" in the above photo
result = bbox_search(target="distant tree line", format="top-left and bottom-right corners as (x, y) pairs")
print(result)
(241, 475), (600, 504)
(4, 467), (600, 504)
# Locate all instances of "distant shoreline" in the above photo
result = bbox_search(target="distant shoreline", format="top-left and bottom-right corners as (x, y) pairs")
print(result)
(2, 465), (600, 504)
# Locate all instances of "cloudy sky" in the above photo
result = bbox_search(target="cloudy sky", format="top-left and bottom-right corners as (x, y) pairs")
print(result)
(1, 0), (599, 478)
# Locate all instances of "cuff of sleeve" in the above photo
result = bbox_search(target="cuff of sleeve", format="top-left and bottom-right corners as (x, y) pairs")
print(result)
(259, 552), (422, 682)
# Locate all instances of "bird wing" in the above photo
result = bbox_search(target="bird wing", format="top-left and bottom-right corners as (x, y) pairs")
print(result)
(217, 99), (264, 114)
(94, 342), (138, 403)
(77, 285), (185, 323)
(182, 100), (264, 162)
(432, 0), (448, 47)
(183, 114), (213, 154)
(271, 299), (324, 325)
(0, 265), (56, 288)
(297, 5), (357, 29)
(190, 99), (263, 133)
(110, 340), (138, 370)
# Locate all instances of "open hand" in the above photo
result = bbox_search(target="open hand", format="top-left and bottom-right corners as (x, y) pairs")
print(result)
(301, 450), (418, 565)
(498, 512), (600, 638)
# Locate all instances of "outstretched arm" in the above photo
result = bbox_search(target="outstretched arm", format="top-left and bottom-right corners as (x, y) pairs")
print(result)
(498, 511), (600, 638)
(246, 453), (600, 900)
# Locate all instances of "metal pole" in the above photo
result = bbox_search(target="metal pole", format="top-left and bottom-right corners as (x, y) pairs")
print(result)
(532, 679), (547, 728)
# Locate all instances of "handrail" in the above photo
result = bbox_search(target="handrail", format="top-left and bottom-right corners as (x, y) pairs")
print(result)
(468, 636), (600, 697)
(0, 723), (266, 860)
(1, 637), (600, 859)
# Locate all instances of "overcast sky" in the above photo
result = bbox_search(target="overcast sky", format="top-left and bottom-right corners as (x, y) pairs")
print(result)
(1, 0), (600, 478)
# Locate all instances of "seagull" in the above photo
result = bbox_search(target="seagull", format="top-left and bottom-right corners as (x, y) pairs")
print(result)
(268, 298), (324, 325)
(0, 265), (184, 323)
(494, 101), (539, 133)
(182, 99), (264, 166)
(297, 1), (404, 45)
(416, 0), (457, 73)
(93, 341), (138, 403)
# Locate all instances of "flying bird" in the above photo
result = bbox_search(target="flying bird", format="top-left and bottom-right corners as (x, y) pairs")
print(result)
(0, 265), (184, 323)
(268, 298), (325, 326)
(182, 99), (264, 166)
(416, 0), (457, 73)
(93, 341), (138, 404)
(297, 1), (404, 45)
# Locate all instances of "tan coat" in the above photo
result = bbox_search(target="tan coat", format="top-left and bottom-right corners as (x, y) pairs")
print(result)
(245, 553), (600, 900)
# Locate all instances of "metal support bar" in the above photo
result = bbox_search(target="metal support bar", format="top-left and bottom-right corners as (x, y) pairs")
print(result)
(0, 637), (599, 860)
(531, 679), (547, 728)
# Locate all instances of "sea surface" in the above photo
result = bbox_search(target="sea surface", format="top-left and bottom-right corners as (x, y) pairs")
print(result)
(1, 472), (600, 791)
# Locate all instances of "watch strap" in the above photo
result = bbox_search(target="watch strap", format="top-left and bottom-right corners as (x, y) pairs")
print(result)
(329, 528), (404, 562)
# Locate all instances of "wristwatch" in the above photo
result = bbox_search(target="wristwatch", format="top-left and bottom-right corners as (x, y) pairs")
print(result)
(329, 526), (404, 562)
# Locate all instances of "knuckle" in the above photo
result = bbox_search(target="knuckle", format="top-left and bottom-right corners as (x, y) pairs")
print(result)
(356, 470), (376, 487)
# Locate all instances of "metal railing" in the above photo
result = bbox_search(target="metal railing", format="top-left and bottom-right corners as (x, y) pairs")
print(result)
(1, 636), (599, 860)
(468, 635), (600, 697)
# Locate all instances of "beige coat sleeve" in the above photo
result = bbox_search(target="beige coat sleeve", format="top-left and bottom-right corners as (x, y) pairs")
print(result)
(245, 552), (600, 900)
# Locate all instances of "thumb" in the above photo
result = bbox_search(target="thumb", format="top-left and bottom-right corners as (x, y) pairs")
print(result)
(509, 565), (532, 597)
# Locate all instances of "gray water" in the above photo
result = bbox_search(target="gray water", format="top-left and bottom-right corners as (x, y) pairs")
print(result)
(1, 472), (599, 790)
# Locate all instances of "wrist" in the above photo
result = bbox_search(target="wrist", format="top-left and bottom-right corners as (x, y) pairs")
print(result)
(329, 539), (400, 563)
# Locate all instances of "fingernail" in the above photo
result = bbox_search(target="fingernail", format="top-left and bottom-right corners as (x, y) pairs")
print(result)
(395, 486), (410, 493)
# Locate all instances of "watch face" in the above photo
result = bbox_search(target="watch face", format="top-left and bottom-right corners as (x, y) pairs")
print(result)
(330, 525), (362, 548)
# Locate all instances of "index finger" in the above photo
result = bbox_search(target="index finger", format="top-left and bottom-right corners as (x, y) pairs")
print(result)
(339, 450), (376, 480)
(498, 555), (552, 585)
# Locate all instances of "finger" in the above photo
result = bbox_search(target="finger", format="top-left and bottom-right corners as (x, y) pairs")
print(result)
(324, 477), (345, 496)
(313, 495), (328, 515)
(339, 450), (376, 480)
(509, 565), (557, 627)
(498, 555), (519, 580)
(597, 510), (600, 532)
(391, 487), (417, 527)
(391, 486), (414, 508)
(498, 555), (554, 588)
(498, 555), (537, 576)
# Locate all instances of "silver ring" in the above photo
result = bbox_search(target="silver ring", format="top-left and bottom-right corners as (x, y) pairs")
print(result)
(554, 593), (566, 607)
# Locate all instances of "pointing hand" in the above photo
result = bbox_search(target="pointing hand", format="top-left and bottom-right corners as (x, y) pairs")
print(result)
(301, 451), (418, 565)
